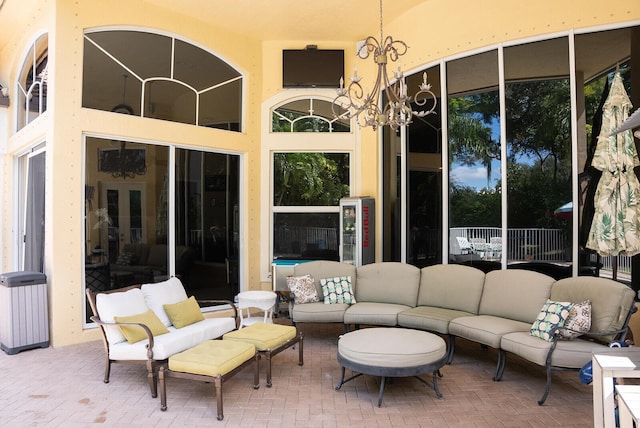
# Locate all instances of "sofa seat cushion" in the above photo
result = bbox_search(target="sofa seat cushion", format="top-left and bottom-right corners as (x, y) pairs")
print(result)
(398, 306), (474, 334)
(449, 315), (531, 348)
(344, 302), (410, 326)
(291, 301), (347, 323)
(501, 331), (613, 368)
(108, 317), (236, 360)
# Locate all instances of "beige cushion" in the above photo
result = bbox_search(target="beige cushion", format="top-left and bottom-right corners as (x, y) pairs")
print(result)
(223, 322), (297, 350)
(418, 264), (485, 314)
(96, 287), (150, 345)
(163, 296), (204, 329)
(168, 340), (255, 377)
(291, 301), (348, 323)
(114, 309), (169, 343)
(338, 328), (446, 367)
(398, 306), (474, 334)
(550, 277), (636, 343)
(479, 270), (555, 323)
(449, 315), (531, 348)
(343, 302), (409, 326)
(356, 262), (420, 306)
(293, 260), (357, 298)
(501, 330), (613, 368)
(141, 277), (189, 327)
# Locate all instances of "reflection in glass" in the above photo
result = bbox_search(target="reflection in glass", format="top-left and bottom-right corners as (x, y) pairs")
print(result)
(447, 50), (502, 266)
(406, 65), (442, 267)
(273, 153), (349, 206)
(273, 213), (339, 260)
(505, 38), (571, 265)
(175, 150), (240, 301)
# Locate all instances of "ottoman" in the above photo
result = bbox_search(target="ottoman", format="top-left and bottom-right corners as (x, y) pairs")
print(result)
(158, 340), (258, 421)
(223, 322), (303, 387)
(335, 327), (447, 406)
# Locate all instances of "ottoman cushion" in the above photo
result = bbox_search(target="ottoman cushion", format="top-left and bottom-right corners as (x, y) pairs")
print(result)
(339, 328), (446, 368)
(223, 322), (297, 350)
(168, 340), (255, 377)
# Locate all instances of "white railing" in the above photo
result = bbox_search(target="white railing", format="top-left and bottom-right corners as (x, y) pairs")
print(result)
(274, 226), (338, 256)
(450, 227), (567, 261)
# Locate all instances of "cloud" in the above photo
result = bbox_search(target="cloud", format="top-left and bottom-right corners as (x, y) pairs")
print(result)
(450, 164), (501, 189)
(451, 165), (488, 182)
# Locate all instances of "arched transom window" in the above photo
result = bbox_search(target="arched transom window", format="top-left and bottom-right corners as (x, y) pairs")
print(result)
(82, 29), (242, 131)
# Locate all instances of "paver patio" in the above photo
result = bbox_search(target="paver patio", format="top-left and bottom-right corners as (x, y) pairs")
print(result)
(0, 321), (594, 427)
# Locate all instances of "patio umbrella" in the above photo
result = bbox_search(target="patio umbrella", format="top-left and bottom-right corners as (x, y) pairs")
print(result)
(586, 71), (640, 279)
(553, 202), (572, 220)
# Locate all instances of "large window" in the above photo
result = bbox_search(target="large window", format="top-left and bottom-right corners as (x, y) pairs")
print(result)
(82, 30), (242, 130)
(84, 137), (240, 322)
(272, 152), (350, 260)
(383, 24), (639, 280)
(17, 34), (48, 130)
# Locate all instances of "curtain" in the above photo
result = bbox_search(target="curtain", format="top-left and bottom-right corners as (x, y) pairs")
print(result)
(24, 151), (45, 272)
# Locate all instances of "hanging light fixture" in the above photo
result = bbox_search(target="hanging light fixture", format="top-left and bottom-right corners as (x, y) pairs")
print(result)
(333, 0), (437, 130)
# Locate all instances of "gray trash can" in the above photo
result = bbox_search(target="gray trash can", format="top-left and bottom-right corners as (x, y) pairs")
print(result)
(0, 271), (49, 355)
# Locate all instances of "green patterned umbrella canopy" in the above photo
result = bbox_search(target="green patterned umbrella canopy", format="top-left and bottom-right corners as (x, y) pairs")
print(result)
(586, 72), (640, 257)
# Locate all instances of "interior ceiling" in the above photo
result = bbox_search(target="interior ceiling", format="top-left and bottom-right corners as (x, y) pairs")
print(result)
(1, 1), (632, 102)
(142, 0), (427, 42)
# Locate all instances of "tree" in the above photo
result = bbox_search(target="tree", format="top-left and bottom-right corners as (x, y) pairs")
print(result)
(273, 153), (350, 206)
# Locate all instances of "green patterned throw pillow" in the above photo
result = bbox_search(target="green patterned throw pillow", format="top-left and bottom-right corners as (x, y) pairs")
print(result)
(320, 276), (355, 304)
(530, 299), (574, 341)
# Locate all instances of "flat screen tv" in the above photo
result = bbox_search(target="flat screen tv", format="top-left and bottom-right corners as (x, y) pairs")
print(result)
(282, 49), (344, 88)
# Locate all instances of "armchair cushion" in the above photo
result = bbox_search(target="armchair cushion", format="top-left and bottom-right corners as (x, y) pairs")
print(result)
(96, 287), (150, 345)
(141, 277), (189, 327)
(114, 309), (169, 343)
(163, 296), (204, 329)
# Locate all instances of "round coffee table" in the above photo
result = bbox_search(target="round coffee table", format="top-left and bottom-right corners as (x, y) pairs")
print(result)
(335, 327), (447, 406)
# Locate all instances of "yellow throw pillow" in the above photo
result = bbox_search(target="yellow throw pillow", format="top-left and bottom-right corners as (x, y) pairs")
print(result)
(114, 309), (169, 344)
(163, 296), (204, 329)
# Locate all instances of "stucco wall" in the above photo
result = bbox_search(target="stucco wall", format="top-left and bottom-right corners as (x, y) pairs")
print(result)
(0, 0), (638, 347)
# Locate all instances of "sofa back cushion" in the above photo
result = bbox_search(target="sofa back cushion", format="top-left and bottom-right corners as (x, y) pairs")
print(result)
(356, 262), (420, 306)
(141, 277), (189, 327)
(293, 261), (357, 298)
(95, 287), (149, 345)
(479, 269), (555, 323)
(147, 244), (168, 268)
(120, 243), (151, 265)
(418, 264), (485, 314)
(550, 276), (636, 343)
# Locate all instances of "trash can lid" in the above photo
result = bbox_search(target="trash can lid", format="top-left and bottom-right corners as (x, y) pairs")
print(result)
(0, 271), (47, 287)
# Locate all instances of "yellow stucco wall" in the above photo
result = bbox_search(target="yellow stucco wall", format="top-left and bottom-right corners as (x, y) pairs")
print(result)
(0, 0), (639, 347)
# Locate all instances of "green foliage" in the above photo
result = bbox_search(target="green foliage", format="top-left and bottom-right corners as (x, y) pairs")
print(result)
(274, 153), (350, 206)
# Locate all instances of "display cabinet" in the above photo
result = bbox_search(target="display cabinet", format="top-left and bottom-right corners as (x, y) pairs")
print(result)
(339, 196), (375, 266)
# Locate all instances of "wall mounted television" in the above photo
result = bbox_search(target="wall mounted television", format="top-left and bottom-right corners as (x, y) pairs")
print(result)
(282, 49), (344, 88)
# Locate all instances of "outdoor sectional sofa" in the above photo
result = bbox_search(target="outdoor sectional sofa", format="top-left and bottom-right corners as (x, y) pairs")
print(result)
(288, 260), (636, 404)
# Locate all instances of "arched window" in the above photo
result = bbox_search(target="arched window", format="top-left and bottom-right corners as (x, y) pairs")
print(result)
(82, 30), (242, 131)
(17, 34), (48, 130)
(272, 98), (349, 133)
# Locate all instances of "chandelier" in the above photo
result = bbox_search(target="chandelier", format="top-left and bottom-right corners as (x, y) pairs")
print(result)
(333, 0), (437, 130)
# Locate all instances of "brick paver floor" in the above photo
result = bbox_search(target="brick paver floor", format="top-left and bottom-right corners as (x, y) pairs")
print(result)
(0, 321), (594, 427)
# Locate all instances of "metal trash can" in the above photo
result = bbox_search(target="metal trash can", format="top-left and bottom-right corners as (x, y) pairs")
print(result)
(0, 271), (49, 355)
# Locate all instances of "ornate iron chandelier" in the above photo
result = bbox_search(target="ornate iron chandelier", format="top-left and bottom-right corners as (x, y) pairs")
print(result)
(333, 0), (437, 130)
